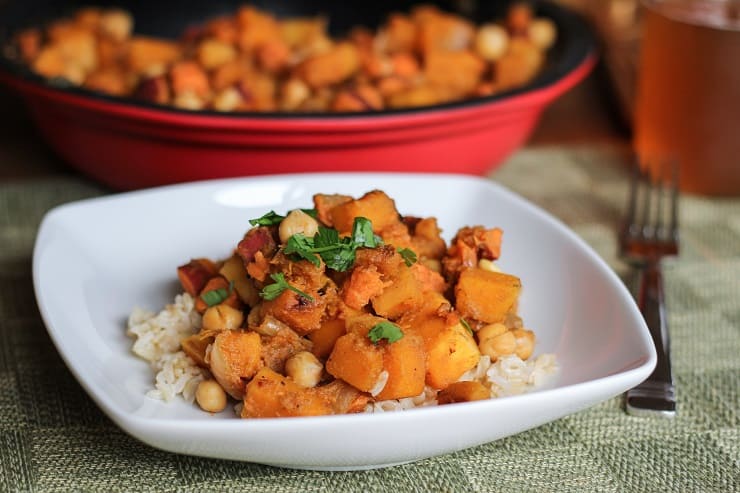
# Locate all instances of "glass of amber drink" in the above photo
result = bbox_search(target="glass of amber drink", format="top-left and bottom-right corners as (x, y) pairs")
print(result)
(634, 0), (740, 195)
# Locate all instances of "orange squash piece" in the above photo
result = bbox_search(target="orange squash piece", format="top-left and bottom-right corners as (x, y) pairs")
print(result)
(455, 268), (522, 324)
(325, 332), (384, 392)
(308, 318), (346, 359)
(371, 265), (424, 320)
(329, 190), (401, 235)
(242, 368), (332, 418)
(375, 333), (425, 401)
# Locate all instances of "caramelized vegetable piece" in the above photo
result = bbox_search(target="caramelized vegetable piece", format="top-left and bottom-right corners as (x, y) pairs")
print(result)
(325, 331), (384, 393)
(371, 266), (424, 320)
(181, 329), (219, 367)
(341, 265), (388, 310)
(424, 322), (481, 389)
(329, 190), (401, 235)
(177, 258), (219, 296)
(375, 333), (426, 400)
(455, 269), (521, 324)
(208, 330), (262, 399)
(242, 367), (332, 418)
(308, 318), (347, 359)
(260, 326), (313, 373)
(438, 381), (490, 404)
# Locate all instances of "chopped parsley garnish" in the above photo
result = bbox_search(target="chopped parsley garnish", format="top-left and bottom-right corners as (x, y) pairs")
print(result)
(201, 280), (234, 307)
(460, 318), (474, 336)
(249, 210), (284, 226)
(283, 217), (381, 272)
(260, 273), (314, 302)
(301, 208), (318, 218)
(397, 247), (418, 267)
(368, 321), (404, 344)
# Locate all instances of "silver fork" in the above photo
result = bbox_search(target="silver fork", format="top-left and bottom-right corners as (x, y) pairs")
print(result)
(619, 160), (679, 418)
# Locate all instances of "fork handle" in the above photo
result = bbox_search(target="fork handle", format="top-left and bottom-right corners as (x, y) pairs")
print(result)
(626, 262), (677, 417)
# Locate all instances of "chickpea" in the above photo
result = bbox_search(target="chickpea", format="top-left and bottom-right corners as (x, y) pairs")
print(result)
(512, 328), (535, 360)
(202, 304), (244, 331)
(478, 258), (502, 273)
(528, 18), (557, 51)
(478, 330), (516, 361)
(279, 209), (319, 244)
(173, 90), (206, 110)
(280, 79), (311, 110)
(285, 351), (323, 388)
(99, 9), (133, 43)
(212, 87), (243, 112)
(474, 24), (509, 62)
(195, 379), (228, 413)
(477, 322), (507, 343)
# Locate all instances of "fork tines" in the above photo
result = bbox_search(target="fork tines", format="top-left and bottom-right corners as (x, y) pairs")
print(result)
(620, 160), (680, 263)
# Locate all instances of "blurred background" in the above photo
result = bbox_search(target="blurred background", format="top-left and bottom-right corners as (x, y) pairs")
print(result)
(0, 0), (638, 182)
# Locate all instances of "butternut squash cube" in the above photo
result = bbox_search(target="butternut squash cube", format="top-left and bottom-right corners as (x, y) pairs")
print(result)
(425, 322), (480, 389)
(455, 268), (521, 324)
(329, 190), (401, 234)
(325, 332), (384, 392)
(375, 333), (426, 401)
(308, 318), (346, 359)
(242, 368), (332, 418)
(438, 381), (490, 404)
(371, 266), (424, 320)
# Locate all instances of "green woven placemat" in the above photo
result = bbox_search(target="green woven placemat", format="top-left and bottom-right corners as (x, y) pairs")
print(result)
(1, 147), (738, 492)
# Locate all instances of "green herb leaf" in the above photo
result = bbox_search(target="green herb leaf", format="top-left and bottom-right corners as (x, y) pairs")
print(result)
(314, 226), (340, 249)
(460, 318), (474, 336)
(249, 210), (284, 226)
(200, 281), (234, 307)
(283, 218), (380, 272)
(260, 273), (314, 302)
(301, 208), (318, 218)
(368, 321), (404, 344)
(352, 217), (379, 248)
(284, 234), (321, 267)
(397, 247), (418, 267)
(321, 242), (356, 272)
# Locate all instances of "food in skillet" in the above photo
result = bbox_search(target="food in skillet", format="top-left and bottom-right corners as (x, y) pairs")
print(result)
(13, 3), (557, 112)
(127, 190), (556, 417)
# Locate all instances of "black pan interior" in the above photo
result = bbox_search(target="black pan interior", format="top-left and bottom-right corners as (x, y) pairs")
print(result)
(0, 0), (596, 118)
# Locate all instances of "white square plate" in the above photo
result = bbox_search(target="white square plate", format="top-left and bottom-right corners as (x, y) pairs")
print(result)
(33, 173), (654, 470)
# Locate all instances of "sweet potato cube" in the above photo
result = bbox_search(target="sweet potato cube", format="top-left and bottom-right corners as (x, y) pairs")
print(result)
(325, 332), (384, 393)
(425, 322), (480, 389)
(438, 381), (490, 404)
(308, 318), (346, 359)
(242, 368), (332, 418)
(455, 269), (521, 324)
(329, 190), (401, 235)
(375, 333), (425, 401)
(371, 266), (424, 320)
(219, 255), (259, 307)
